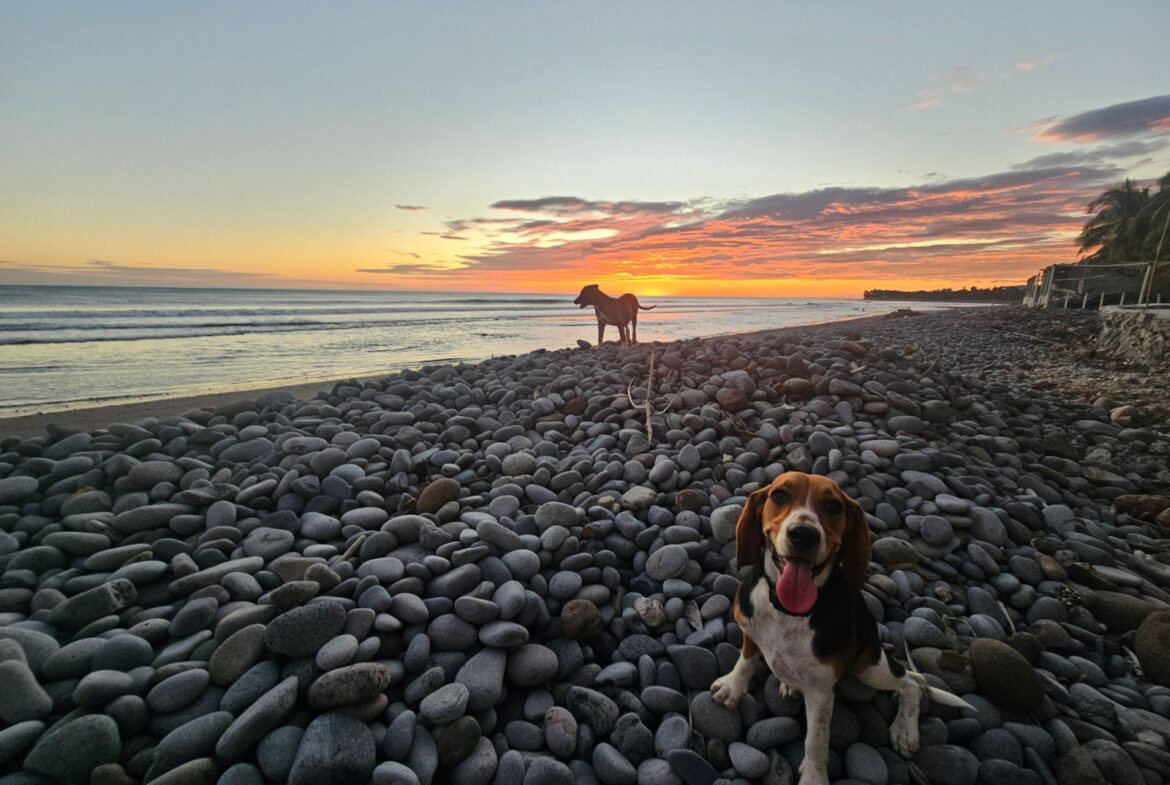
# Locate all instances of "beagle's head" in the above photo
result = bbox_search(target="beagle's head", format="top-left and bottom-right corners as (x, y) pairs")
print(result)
(573, 284), (601, 308)
(734, 472), (871, 613)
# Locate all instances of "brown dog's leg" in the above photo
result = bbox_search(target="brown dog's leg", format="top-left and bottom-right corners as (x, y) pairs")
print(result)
(597, 320), (605, 346)
(632, 310), (638, 343)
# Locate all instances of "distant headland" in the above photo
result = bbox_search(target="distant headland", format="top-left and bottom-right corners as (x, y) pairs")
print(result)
(863, 285), (1025, 302)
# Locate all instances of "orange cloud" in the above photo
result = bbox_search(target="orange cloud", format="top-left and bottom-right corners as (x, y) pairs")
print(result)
(363, 164), (1133, 296)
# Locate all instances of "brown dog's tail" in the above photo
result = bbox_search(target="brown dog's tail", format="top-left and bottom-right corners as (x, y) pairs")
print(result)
(638, 304), (657, 310)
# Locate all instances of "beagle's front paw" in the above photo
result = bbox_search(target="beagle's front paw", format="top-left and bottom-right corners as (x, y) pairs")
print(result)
(890, 714), (921, 758)
(710, 674), (747, 709)
(797, 762), (830, 785)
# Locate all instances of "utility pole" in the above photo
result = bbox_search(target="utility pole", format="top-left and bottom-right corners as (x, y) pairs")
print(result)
(1140, 201), (1170, 306)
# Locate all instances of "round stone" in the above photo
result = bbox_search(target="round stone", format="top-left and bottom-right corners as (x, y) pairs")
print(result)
(646, 544), (688, 581)
(391, 593), (430, 625)
(728, 742), (770, 779)
(383, 710), (417, 762)
(562, 599), (603, 640)
(0, 660), (52, 722)
(257, 726), (304, 783)
(548, 571), (583, 600)
(420, 682), (470, 724)
(479, 620), (529, 648)
(451, 736), (496, 785)
(593, 742), (637, 785)
(244, 528), (295, 561)
(502, 453), (537, 476)
(436, 715), (481, 765)
(919, 515), (954, 546)
(73, 669), (135, 709)
(0, 476), (39, 504)
(373, 761), (421, 785)
(845, 742), (889, 785)
(690, 691), (742, 742)
(92, 634), (154, 672)
(307, 663), (396, 709)
(525, 757), (574, 785)
(1136, 609), (1170, 686)
(216, 677), (299, 759)
(904, 617), (948, 649)
(24, 714), (121, 784)
(507, 644), (559, 687)
(0, 720), (45, 768)
(416, 478), (461, 514)
(456, 648), (506, 712)
(147, 668), (210, 713)
(210, 624), (267, 686)
(913, 745), (979, 785)
(535, 502), (578, 531)
(315, 634), (360, 671)
(288, 714), (376, 785)
(544, 706), (578, 759)
(968, 639), (1044, 712)
(265, 602), (347, 658)
(153, 710), (235, 774)
(711, 505), (742, 544)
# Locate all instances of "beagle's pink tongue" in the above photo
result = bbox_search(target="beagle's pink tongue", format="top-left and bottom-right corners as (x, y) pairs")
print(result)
(777, 560), (817, 613)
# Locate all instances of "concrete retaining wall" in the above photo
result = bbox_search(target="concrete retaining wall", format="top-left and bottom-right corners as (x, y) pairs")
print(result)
(1099, 306), (1170, 365)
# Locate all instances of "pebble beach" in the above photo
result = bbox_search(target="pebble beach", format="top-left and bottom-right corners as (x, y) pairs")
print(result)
(2, 306), (1170, 785)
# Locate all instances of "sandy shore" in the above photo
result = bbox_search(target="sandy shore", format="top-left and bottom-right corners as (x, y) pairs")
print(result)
(0, 312), (906, 442)
(1, 379), (369, 442)
(0, 378), (370, 441)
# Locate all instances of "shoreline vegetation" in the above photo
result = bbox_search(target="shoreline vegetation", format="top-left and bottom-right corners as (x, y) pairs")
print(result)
(1, 307), (1170, 785)
(863, 285), (1025, 302)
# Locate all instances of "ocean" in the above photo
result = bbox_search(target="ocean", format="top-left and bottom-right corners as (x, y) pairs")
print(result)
(0, 286), (960, 417)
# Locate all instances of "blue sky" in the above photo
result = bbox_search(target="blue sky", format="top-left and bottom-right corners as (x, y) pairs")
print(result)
(2, 2), (1169, 294)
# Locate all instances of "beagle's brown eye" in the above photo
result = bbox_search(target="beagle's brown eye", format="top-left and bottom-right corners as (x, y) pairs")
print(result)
(823, 499), (843, 515)
(771, 488), (789, 504)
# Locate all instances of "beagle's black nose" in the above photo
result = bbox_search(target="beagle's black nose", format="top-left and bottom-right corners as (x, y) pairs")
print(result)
(787, 524), (821, 550)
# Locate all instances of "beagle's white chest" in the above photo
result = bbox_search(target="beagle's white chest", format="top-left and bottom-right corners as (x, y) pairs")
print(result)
(742, 576), (835, 692)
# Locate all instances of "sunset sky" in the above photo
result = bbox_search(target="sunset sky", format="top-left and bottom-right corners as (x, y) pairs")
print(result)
(2, 3), (1169, 297)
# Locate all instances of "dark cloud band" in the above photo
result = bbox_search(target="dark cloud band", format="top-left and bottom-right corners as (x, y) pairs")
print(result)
(1038, 94), (1170, 142)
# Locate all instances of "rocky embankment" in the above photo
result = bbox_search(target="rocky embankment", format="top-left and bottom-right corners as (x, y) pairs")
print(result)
(1, 310), (1170, 785)
(870, 306), (1170, 420)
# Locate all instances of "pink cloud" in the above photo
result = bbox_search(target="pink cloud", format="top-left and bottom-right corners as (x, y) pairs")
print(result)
(388, 164), (1132, 287)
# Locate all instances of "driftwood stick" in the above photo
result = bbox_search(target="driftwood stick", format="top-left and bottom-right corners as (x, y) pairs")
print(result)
(656, 389), (683, 415)
(643, 351), (656, 442)
(329, 534), (366, 566)
(1010, 331), (1061, 346)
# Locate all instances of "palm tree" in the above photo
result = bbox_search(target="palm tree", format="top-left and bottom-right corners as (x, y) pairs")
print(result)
(1139, 169), (1170, 263)
(1078, 178), (1151, 263)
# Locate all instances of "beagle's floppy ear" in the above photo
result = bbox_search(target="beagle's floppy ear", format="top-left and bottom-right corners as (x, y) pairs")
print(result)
(735, 488), (769, 569)
(839, 490), (872, 587)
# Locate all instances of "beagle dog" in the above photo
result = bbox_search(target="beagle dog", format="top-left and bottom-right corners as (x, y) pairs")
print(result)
(572, 284), (656, 345)
(711, 472), (972, 785)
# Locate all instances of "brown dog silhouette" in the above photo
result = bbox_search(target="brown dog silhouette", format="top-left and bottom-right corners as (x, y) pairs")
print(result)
(572, 284), (656, 345)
